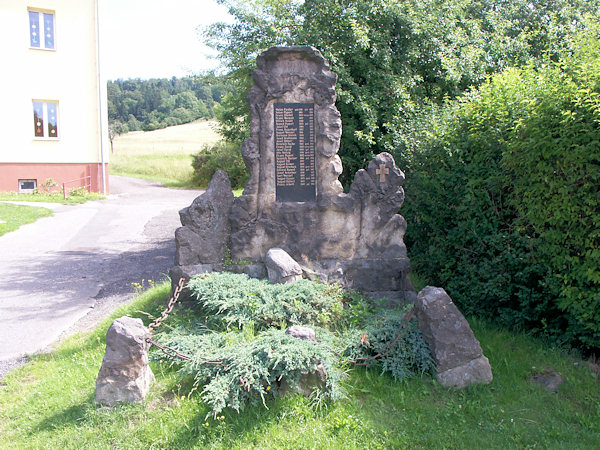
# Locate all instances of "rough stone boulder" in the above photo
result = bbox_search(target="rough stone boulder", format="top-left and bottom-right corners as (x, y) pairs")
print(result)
(279, 325), (327, 396)
(265, 248), (303, 283)
(96, 316), (154, 405)
(530, 368), (563, 392)
(174, 170), (234, 266)
(415, 286), (493, 388)
(285, 325), (317, 342)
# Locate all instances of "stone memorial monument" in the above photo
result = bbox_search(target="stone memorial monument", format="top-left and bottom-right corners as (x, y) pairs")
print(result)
(171, 45), (415, 302)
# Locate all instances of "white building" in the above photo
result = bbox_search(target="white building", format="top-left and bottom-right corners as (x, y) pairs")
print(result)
(0, 0), (109, 193)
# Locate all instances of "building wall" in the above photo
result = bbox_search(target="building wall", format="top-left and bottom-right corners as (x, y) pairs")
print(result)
(0, 0), (109, 193)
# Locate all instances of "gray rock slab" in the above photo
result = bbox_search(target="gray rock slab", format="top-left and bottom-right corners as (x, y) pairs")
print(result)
(96, 316), (154, 405)
(416, 286), (492, 388)
(175, 171), (233, 265)
(280, 325), (326, 396)
(436, 355), (493, 389)
(531, 368), (563, 392)
(265, 248), (303, 283)
(286, 325), (317, 342)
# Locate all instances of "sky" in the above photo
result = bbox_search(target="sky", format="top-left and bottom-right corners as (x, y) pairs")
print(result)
(100, 0), (232, 80)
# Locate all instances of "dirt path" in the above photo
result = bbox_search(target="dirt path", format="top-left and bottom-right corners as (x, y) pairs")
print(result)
(0, 176), (202, 380)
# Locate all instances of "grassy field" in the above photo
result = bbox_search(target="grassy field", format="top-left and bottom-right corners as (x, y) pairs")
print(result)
(0, 281), (598, 448)
(110, 120), (222, 188)
(0, 203), (53, 237)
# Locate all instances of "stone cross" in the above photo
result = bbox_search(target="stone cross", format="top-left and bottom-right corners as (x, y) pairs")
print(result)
(376, 164), (389, 183)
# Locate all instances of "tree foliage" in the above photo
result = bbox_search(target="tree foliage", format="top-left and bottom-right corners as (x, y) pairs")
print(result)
(191, 141), (249, 189)
(404, 27), (600, 350)
(107, 76), (224, 133)
(204, 0), (598, 185)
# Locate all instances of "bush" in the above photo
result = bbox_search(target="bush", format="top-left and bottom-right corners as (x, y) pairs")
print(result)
(403, 28), (600, 350)
(186, 272), (347, 331)
(152, 273), (434, 417)
(191, 141), (248, 189)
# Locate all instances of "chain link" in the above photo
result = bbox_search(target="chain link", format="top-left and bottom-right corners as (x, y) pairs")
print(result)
(145, 277), (193, 361)
(148, 277), (186, 331)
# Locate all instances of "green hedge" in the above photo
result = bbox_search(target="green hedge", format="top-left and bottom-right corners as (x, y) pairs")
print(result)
(402, 30), (600, 350)
(191, 141), (249, 189)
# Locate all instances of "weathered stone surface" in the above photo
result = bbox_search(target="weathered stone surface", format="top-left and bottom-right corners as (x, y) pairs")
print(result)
(279, 364), (327, 397)
(530, 368), (563, 392)
(169, 263), (221, 300)
(437, 355), (493, 389)
(286, 325), (317, 342)
(280, 325), (326, 396)
(174, 170), (233, 265)
(96, 317), (154, 405)
(265, 248), (303, 283)
(227, 263), (268, 280)
(171, 46), (416, 301)
(416, 286), (492, 388)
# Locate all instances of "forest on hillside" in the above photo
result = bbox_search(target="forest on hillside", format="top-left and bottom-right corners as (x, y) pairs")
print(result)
(107, 75), (224, 133)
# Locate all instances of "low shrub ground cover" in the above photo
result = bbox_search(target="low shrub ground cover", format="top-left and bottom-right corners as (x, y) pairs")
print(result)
(154, 273), (433, 417)
(0, 279), (598, 448)
(0, 203), (53, 236)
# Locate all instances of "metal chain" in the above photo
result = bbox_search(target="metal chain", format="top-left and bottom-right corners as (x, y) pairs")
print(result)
(145, 277), (194, 361)
(146, 337), (192, 361)
(148, 277), (186, 331)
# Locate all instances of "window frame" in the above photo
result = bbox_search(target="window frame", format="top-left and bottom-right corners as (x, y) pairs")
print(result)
(28, 8), (56, 51)
(18, 179), (38, 193)
(32, 100), (60, 140)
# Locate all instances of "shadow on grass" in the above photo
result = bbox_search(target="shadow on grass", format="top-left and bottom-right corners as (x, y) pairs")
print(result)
(32, 394), (96, 434)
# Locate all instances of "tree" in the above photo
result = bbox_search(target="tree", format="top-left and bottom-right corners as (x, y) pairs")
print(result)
(106, 76), (224, 133)
(203, 0), (600, 186)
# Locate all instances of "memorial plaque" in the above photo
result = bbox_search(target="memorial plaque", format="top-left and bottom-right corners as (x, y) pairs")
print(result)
(274, 103), (316, 202)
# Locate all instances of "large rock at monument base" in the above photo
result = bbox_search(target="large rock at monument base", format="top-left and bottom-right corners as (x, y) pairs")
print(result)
(265, 248), (303, 283)
(96, 317), (154, 405)
(415, 286), (492, 388)
(174, 170), (233, 266)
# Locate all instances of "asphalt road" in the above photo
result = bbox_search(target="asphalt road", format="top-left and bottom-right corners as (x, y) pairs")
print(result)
(0, 176), (202, 380)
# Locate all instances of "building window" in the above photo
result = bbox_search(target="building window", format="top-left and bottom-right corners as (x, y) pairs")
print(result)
(28, 10), (55, 49)
(33, 101), (59, 138)
(19, 179), (37, 193)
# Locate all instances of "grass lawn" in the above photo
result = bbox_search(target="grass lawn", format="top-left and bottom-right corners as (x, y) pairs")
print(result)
(110, 120), (222, 188)
(0, 281), (598, 448)
(0, 203), (53, 237)
(0, 192), (105, 205)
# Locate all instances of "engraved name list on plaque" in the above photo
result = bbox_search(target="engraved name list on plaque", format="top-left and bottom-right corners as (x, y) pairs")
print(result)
(274, 103), (316, 202)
